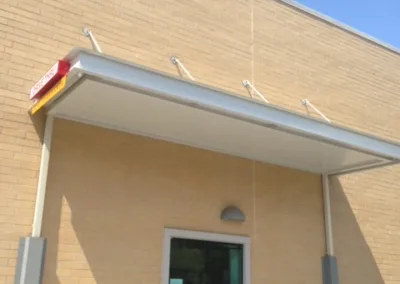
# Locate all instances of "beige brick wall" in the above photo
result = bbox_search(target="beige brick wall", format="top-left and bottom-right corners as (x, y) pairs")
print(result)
(42, 119), (324, 284)
(0, 0), (399, 283)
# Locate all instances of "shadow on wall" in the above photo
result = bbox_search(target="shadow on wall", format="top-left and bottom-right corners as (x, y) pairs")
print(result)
(41, 175), (386, 283)
(330, 176), (385, 284)
(41, 163), (164, 283)
(40, 124), (385, 284)
(41, 120), (255, 284)
(42, 180), (165, 283)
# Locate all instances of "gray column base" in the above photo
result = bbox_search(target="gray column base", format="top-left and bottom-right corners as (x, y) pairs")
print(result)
(322, 255), (338, 284)
(14, 237), (46, 284)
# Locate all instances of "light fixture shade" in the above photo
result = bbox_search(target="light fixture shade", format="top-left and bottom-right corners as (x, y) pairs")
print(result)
(220, 206), (245, 222)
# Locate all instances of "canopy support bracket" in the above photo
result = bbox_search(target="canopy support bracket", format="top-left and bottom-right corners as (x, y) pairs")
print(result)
(301, 99), (331, 123)
(242, 80), (269, 104)
(82, 28), (103, 53)
(170, 56), (195, 81)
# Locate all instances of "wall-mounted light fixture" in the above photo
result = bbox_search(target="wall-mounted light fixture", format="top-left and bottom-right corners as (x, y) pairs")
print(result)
(220, 206), (245, 222)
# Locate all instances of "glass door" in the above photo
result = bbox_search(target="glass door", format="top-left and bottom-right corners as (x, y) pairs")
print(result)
(169, 238), (244, 284)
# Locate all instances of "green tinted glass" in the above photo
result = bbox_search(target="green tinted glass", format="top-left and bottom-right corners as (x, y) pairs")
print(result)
(169, 238), (243, 284)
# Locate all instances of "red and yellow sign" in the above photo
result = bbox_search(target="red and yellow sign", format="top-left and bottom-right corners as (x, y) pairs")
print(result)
(30, 76), (67, 115)
(30, 60), (70, 101)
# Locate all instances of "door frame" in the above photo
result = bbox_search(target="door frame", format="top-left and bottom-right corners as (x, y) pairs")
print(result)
(161, 228), (251, 284)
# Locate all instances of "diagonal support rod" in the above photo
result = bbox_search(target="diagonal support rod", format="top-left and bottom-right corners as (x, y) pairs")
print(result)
(82, 28), (102, 53)
(301, 99), (331, 123)
(242, 80), (269, 104)
(170, 56), (195, 81)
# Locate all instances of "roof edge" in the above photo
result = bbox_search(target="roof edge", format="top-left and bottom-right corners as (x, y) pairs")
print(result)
(278, 0), (400, 56)
(55, 49), (400, 162)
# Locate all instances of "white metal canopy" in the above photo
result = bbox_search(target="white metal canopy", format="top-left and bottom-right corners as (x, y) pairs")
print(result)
(36, 48), (400, 175)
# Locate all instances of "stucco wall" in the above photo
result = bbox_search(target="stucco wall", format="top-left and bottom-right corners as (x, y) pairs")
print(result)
(0, 0), (399, 283)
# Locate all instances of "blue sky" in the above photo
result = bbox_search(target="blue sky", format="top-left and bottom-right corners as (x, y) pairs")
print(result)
(295, 0), (400, 48)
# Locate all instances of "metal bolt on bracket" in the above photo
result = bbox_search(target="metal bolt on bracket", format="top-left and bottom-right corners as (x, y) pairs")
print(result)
(82, 27), (102, 53)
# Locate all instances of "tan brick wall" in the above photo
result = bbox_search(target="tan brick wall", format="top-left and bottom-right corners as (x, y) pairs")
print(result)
(0, 0), (399, 283)
(42, 119), (324, 284)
